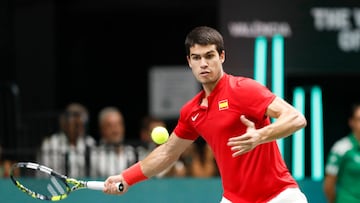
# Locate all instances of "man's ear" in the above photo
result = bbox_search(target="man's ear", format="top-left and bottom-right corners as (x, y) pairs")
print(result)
(220, 50), (225, 63)
(186, 56), (192, 68)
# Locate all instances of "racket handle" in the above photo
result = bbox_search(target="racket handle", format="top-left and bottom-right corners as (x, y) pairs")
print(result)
(87, 181), (105, 190)
(86, 181), (124, 192)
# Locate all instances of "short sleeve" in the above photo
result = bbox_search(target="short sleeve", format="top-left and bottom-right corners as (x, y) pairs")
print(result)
(173, 109), (199, 141)
(233, 77), (276, 121)
(325, 137), (352, 176)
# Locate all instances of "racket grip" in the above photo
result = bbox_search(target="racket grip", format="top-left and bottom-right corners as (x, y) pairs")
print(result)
(86, 181), (124, 192)
(86, 181), (105, 190)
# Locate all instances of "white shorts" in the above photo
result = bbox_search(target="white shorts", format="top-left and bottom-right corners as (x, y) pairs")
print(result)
(220, 188), (308, 203)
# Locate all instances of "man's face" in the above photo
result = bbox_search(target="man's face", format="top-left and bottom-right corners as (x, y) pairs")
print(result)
(100, 112), (125, 144)
(187, 44), (225, 85)
(64, 111), (86, 141)
(350, 107), (360, 136)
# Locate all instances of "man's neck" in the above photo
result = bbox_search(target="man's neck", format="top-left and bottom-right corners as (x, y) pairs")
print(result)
(353, 132), (360, 143)
(202, 71), (224, 97)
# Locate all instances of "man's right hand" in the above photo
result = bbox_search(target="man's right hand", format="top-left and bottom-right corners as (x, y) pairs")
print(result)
(103, 174), (129, 195)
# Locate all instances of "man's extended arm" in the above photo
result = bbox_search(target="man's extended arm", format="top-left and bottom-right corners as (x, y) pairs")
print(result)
(104, 134), (193, 194)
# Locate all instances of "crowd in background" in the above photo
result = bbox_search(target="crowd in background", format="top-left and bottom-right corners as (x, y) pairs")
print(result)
(0, 102), (219, 179)
(3, 101), (360, 202)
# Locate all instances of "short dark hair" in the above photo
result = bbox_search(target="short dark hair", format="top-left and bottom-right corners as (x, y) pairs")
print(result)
(184, 26), (224, 56)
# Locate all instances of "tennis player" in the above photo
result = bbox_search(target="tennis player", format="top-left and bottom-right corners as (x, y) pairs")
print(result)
(104, 26), (308, 203)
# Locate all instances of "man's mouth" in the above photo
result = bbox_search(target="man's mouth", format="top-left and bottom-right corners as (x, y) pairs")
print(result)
(200, 71), (210, 76)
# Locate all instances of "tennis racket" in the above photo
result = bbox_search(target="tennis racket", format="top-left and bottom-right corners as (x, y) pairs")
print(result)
(10, 162), (124, 201)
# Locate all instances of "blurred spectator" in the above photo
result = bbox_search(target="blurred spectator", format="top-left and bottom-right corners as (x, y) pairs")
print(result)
(136, 115), (167, 161)
(90, 107), (136, 178)
(136, 115), (186, 178)
(324, 103), (360, 203)
(0, 160), (8, 177)
(0, 145), (18, 177)
(38, 102), (96, 178)
(181, 137), (219, 178)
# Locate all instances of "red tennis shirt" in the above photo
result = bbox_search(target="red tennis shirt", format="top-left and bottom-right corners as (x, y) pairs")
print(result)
(174, 73), (298, 203)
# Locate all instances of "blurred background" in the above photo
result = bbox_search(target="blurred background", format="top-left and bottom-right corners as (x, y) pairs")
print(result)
(1, 0), (360, 202)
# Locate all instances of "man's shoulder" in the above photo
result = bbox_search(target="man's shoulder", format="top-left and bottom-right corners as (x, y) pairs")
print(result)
(331, 136), (354, 156)
(226, 74), (258, 87)
(43, 132), (66, 142)
(223, 74), (268, 98)
(40, 132), (67, 149)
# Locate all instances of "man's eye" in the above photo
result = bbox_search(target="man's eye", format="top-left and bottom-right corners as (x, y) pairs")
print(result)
(192, 56), (201, 60)
(205, 54), (215, 59)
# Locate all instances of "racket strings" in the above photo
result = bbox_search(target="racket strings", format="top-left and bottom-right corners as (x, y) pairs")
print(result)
(12, 166), (69, 199)
(48, 176), (66, 195)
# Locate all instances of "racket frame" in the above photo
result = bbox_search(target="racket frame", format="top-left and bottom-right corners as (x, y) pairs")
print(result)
(9, 162), (120, 201)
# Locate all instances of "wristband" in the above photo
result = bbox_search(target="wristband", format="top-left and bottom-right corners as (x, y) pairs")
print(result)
(122, 162), (148, 186)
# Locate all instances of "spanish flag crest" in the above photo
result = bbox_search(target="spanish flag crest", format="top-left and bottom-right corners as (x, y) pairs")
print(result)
(218, 99), (229, 111)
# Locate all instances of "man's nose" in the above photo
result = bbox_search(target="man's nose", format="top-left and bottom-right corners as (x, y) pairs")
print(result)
(200, 57), (208, 68)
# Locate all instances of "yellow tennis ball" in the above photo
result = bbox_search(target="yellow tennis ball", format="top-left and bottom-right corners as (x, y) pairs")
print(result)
(151, 126), (169, 144)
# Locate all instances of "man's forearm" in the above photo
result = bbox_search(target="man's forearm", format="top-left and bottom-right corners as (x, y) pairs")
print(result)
(258, 111), (306, 144)
(140, 143), (181, 178)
